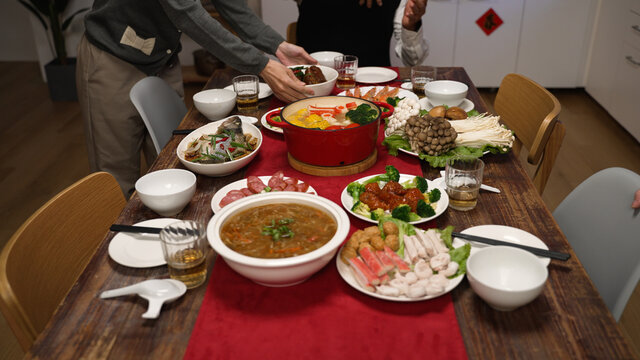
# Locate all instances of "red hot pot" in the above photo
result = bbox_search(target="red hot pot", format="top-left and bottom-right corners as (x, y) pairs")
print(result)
(266, 96), (393, 166)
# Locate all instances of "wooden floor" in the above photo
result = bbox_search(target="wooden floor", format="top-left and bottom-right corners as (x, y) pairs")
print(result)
(1, 62), (639, 359)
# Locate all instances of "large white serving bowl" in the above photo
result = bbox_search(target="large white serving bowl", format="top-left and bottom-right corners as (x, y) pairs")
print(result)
(193, 88), (237, 121)
(424, 80), (468, 108)
(135, 169), (196, 216)
(310, 51), (343, 69)
(288, 64), (338, 97)
(207, 192), (350, 287)
(176, 116), (262, 177)
(466, 246), (548, 311)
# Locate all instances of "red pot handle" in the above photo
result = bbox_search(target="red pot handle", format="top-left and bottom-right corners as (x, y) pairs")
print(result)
(375, 101), (395, 119)
(265, 109), (287, 128)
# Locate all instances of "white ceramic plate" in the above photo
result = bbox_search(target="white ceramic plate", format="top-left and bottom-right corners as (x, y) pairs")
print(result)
(457, 225), (551, 267)
(356, 67), (398, 84)
(108, 218), (177, 268)
(336, 236), (465, 302)
(340, 173), (448, 225)
(419, 97), (475, 112)
(224, 82), (273, 100)
(400, 81), (413, 90)
(260, 107), (284, 134)
(337, 86), (419, 102)
(210, 176), (318, 213)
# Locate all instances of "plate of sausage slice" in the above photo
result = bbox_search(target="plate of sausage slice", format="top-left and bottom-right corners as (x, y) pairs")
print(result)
(210, 171), (317, 213)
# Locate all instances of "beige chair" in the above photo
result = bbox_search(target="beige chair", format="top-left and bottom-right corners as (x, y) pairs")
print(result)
(0, 172), (126, 351)
(494, 73), (564, 194)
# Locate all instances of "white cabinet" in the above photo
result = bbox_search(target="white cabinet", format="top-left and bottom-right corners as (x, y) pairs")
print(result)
(585, 0), (640, 141)
(516, 0), (595, 88)
(453, 0), (524, 87)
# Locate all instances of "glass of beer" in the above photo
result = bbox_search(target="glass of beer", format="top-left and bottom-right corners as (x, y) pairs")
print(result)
(232, 75), (259, 113)
(160, 220), (207, 289)
(334, 55), (358, 89)
(411, 66), (437, 98)
(445, 157), (484, 211)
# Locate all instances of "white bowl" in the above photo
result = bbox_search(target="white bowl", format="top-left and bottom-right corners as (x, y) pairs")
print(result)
(467, 246), (548, 311)
(424, 80), (468, 108)
(193, 89), (237, 121)
(288, 64), (338, 97)
(207, 192), (350, 286)
(176, 116), (262, 177)
(310, 51), (344, 69)
(135, 169), (196, 216)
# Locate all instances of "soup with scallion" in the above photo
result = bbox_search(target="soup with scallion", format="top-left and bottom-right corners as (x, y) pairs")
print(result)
(220, 203), (337, 259)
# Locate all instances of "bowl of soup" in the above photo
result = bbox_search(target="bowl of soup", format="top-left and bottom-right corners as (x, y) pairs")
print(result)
(207, 192), (350, 286)
(266, 96), (393, 166)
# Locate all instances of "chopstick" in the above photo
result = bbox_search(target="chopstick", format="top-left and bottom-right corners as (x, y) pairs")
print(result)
(452, 231), (571, 261)
(110, 224), (162, 234)
(172, 129), (195, 135)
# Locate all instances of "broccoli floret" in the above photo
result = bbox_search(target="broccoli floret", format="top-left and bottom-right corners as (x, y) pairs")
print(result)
(346, 181), (365, 199)
(401, 176), (429, 193)
(352, 201), (371, 217)
(391, 204), (412, 222)
(377, 215), (417, 259)
(416, 199), (436, 218)
(370, 208), (385, 221)
(429, 188), (441, 203)
(363, 165), (400, 185)
(408, 212), (422, 222)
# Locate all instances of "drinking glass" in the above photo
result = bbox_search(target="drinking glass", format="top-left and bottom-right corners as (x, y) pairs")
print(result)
(232, 74), (259, 113)
(160, 220), (208, 289)
(445, 157), (484, 211)
(334, 55), (358, 89)
(411, 66), (437, 98)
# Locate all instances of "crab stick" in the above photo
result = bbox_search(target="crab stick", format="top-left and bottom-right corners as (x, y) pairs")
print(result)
(359, 246), (386, 276)
(348, 257), (380, 288)
(376, 250), (396, 273)
(383, 246), (411, 273)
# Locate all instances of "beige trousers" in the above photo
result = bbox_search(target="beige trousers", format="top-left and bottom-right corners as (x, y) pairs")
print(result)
(76, 35), (184, 198)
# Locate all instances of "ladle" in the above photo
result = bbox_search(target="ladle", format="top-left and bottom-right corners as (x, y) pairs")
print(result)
(100, 279), (187, 319)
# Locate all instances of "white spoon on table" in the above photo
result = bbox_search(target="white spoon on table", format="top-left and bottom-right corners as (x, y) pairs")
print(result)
(100, 279), (187, 319)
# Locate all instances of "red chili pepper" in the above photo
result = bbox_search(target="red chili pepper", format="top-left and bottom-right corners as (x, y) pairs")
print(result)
(228, 147), (236, 152)
(345, 123), (360, 128)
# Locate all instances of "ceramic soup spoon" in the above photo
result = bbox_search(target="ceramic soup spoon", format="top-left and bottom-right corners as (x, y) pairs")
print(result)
(100, 279), (187, 319)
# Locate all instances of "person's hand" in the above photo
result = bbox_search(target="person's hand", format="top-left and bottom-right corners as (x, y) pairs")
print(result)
(260, 59), (314, 103)
(632, 189), (640, 209)
(275, 42), (317, 66)
(359, 0), (383, 8)
(402, 0), (427, 31)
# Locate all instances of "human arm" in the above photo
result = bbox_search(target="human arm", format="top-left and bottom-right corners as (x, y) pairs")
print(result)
(632, 189), (640, 209)
(393, 0), (429, 66)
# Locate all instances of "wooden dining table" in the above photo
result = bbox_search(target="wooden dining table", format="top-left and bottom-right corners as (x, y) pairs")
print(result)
(27, 67), (635, 359)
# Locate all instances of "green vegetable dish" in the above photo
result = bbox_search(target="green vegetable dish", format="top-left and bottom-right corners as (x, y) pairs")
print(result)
(345, 165), (446, 223)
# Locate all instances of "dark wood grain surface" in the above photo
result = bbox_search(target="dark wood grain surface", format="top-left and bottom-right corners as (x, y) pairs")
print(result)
(27, 67), (635, 359)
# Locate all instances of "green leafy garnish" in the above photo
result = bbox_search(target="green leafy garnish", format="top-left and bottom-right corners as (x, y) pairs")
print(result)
(386, 96), (404, 107)
(381, 134), (411, 156)
(261, 219), (295, 241)
(467, 109), (480, 117)
(346, 104), (378, 125)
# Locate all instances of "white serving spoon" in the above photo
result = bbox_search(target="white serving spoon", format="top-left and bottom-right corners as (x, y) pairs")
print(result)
(100, 279), (187, 319)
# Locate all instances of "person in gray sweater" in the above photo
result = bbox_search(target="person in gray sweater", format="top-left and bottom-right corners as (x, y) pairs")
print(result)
(77, 0), (316, 197)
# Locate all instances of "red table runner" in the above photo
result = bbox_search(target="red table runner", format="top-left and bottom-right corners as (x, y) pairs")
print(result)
(184, 72), (468, 360)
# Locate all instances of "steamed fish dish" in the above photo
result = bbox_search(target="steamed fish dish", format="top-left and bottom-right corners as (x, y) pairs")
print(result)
(184, 116), (258, 163)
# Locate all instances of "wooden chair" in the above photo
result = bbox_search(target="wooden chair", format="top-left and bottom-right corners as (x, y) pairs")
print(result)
(494, 73), (564, 194)
(287, 22), (297, 44)
(0, 172), (126, 351)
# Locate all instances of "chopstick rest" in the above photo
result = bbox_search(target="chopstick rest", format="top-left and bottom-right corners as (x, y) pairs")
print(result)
(452, 231), (571, 261)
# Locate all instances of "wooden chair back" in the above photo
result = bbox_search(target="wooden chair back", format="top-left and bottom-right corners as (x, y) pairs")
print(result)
(0, 172), (125, 351)
(287, 22), (297, 44)
(495, 73), (563, 194)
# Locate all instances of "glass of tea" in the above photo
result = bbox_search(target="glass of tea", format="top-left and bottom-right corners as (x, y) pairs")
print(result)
(411, 66), (437, 98)
(232, 74), (259, 113)
(160, 220), (207, 289)
(445, 157), (484, 211)
(334, 55), (358, 89)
